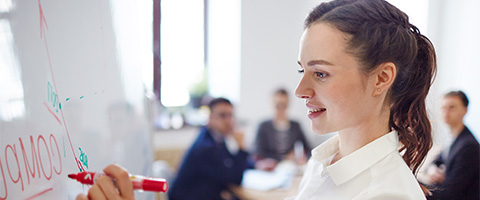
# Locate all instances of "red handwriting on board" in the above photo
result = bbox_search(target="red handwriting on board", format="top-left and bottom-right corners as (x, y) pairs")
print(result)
(43, 102), (61, 125)
(38, 0), (48, 39)
(38, 0), (83, 174)
(0, 134), (62, 200)
(25, 187), (53, 200)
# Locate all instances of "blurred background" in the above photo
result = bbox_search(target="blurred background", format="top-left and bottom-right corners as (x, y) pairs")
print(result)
(151, 0), (479, 152)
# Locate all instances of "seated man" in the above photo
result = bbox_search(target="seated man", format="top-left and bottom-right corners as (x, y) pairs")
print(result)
(425, 91), (479, 200)
(168, 98), (251, 200)
(253, 88), (311, 171)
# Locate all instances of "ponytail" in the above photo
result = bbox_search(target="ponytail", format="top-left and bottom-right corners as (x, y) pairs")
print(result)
(390, 25), (436, 175)
(389, 25), (436, 195)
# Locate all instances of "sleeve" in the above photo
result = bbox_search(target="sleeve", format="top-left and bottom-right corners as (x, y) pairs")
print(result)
(254, 122), (274, 159)
(427, 144), (480, 200)
(194, 144), (249, 186)
(229, 150), (250, 184)
(292, 121), (312, 157)
(361, 193), (426, 200)
(357, 184), (427, 200)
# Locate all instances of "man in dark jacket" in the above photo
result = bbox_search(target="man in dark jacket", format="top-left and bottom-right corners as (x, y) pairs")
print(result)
(168, 98), (251, 200)
(426, 91), (479, 200)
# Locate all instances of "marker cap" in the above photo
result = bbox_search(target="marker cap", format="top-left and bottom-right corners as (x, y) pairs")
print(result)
(142, 178), (168, 192)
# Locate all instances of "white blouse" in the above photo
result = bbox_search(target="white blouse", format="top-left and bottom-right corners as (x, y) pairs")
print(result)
(290, 131), (426, 200)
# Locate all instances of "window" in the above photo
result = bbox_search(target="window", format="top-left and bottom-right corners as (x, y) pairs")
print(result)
(0, 1), (25, 121)
(159, 0), (205, 107)
(153, 0), (241, 129)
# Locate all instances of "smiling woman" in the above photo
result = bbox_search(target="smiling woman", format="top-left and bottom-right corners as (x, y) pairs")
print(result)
(292, 0), (436, 199)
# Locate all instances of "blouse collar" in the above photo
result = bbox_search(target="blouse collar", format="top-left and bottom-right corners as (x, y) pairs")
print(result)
(312, 130), (400, 186)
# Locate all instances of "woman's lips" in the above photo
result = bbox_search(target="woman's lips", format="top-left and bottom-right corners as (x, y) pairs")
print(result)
(307, 107), (326, 119)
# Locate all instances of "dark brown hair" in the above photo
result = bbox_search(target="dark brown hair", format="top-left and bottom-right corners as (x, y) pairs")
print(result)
(445, 90), (469, 107)
(305, 0), (436, 193)
(274, 88), (289, 96)
(208, 97), (232, 111)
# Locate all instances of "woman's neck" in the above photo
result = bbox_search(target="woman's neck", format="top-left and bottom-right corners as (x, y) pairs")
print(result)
(332, 112), (390, 164)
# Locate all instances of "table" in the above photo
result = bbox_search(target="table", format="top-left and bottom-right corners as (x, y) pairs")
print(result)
(230, 176), (302, 200)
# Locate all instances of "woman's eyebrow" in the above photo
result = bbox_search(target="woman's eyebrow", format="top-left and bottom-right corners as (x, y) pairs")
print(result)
(307, 59), (334, 66)
(297, 59), (334, 66)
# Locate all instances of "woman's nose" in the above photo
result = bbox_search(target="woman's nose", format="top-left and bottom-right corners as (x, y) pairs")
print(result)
(295, 77), (313, 99)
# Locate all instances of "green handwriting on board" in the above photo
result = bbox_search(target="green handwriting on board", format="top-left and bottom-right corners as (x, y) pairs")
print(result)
(78, 147), (88, 171)
(47, 82), (61, 113)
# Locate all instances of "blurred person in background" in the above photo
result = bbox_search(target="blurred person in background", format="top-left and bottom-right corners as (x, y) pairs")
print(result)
(168, 97), (251, 200)
(253, 88), (311, 171)
(423, 91), (479, 200)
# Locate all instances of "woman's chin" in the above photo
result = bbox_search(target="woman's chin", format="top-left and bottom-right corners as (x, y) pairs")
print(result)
(312, 127), (330, 135)
(311, 124), (338, 136)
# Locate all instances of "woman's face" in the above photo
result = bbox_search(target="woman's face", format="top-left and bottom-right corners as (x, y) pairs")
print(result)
(295, 22), (377, 135)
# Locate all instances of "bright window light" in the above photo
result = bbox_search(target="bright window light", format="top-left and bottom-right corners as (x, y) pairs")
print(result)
(0, 19), (25, 121)
(0, 0), (13, 13)
(161, 0), (204, 107)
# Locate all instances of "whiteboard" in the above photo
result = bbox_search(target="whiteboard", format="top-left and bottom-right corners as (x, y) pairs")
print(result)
(0, 0), (154, 199)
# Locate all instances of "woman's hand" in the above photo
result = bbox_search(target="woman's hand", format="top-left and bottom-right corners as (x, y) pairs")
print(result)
(76, 164), (135, 200)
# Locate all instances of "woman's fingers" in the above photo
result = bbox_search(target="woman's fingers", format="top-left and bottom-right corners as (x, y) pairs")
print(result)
(96, 175), (121, 199)
(76, 193), (88, 200)
(76, 164), (135, 200)
(87, 184), (108, 200)
(103, 164), (135, 200)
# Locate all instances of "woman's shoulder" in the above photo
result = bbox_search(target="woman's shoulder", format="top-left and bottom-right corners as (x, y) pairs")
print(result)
(355, 190), (426, 200)
(371, 151), (416, 179)
(361, 152), (425, 199)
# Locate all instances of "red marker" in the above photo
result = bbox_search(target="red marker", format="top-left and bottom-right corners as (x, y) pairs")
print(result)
(68, 172), (168, 193)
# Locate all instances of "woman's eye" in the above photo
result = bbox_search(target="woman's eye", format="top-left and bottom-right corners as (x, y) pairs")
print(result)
(315, 72), (328, 79)
(298, 68), (328, 79)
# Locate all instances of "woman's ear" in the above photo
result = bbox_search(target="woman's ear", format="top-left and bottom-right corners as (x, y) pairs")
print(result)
(372, 62), (396, 96)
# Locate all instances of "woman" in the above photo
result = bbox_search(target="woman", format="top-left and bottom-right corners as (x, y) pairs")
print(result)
(292, 0), (435, 199)
(77, 0), (436, 199)
(254, 88), (311, 171)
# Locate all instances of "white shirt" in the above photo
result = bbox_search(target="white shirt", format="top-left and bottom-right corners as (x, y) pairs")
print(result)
(291, 131), (426, 200)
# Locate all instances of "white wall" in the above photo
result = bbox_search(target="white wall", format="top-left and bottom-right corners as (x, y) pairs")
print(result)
(238, 0), (329, 149)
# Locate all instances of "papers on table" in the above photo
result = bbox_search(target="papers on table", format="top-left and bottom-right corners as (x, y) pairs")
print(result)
(241, 161), (297, 191)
